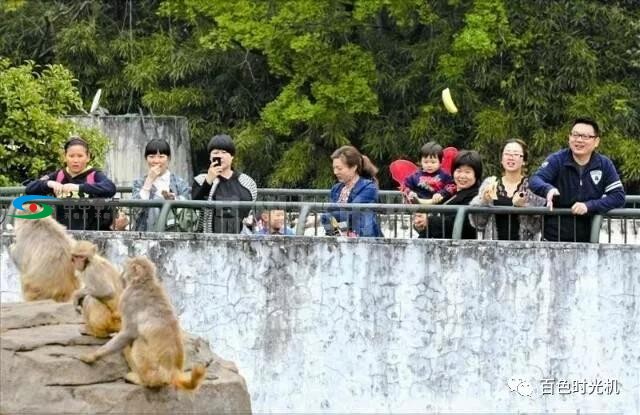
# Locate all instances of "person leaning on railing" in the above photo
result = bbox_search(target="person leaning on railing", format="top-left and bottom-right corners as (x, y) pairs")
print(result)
(116, 139), (191, 232)
(413, 150), (482, 239)
(469, 139), (545, 241)
(25, 136), (116, 231)
(529, 117), (625, 242)
(321, 145), (383, 237)
(192, 134), (257, 233)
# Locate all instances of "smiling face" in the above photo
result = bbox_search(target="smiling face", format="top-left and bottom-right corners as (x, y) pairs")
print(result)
(64, 144), (90, 174)
(453, 165), (477, 190)
(569, 122), (599, 160)
(146, 152), (170, 174)
(501, 142), (525, 174)
(332, 156), (358, 184)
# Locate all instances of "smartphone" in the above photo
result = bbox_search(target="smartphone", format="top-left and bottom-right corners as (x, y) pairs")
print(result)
(211, 156), (222, 167)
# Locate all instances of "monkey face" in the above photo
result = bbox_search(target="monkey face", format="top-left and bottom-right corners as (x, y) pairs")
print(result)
(72, 255), (88, 271)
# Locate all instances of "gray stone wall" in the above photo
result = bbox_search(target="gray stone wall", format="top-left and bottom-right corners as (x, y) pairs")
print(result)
(1, 232), (638, 413)
(69, 115), (192, 186)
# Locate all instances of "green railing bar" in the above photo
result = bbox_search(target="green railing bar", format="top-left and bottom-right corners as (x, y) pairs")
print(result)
(451, 206), (468, 239)
(296, 204), (311, 236)
(155, 202), (174, 232)
(590, 215), (603, 243)
(2, 196), (640, 241)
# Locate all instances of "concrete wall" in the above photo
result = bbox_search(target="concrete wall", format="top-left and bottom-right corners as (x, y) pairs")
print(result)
(69, 115), (192, 186)
(1, 232), (638, 413)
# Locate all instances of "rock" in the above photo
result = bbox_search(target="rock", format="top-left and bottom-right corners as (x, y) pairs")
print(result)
(0, 300), (252, 414)
(0, 300), (83, 331)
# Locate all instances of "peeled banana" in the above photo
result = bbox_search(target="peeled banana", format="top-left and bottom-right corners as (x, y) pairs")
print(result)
(441, 88), (458, 114)
(485, 176), (498, 200)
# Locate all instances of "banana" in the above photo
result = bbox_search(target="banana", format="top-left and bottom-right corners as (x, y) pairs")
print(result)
(441, 88), (459, 114)
(483, 176), (499, 201)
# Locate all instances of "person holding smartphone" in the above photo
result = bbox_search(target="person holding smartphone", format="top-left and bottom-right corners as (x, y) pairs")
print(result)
(192, 134), (257, 233)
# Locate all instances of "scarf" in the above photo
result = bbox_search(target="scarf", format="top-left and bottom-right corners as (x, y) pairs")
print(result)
(201, 177), (220, 234)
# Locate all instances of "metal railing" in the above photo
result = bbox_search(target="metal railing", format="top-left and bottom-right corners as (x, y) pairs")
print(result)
(2, 196), (640, 243)
(0, 186), (404, 203)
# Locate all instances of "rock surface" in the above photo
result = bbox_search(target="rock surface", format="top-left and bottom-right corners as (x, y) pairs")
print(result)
(0, 300), (251, 414)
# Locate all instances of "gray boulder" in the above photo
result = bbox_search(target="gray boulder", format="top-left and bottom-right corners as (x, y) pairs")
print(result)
(0, 300), (252, 414)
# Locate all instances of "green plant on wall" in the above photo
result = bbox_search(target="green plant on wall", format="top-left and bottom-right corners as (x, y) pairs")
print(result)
(0, 59), (109, 186)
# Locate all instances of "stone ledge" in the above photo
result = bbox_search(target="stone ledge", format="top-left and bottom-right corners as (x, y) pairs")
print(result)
(0, 300), (252, 414)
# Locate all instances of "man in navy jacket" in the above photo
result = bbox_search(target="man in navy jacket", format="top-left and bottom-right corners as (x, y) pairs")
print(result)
(529, 118), (625, 242)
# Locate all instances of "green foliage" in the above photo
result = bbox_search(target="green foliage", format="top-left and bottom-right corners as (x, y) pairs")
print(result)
(0, 0), (25, 12)
(353, 0), (435, 27)
(0, 59), (108, 186)
(1, 0), (639, 190)
(438, 0), (513, 81)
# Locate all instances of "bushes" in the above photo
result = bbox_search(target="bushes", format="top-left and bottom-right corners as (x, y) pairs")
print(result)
(0, 59), (108, 186)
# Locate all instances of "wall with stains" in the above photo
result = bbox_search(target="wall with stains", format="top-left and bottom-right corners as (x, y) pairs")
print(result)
(1, 232), (638, 413)
(69, 115), (193, 186)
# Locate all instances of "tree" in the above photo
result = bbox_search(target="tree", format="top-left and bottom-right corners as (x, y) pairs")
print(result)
(2, 0), (639, 189)
(157, 0), (640, 188)
(0, 0), (279, 181)
(0, 59), (108, 186)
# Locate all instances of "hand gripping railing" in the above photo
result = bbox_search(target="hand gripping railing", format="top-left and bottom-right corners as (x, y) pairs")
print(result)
(2, 196), (640, 242)
(154, 200), (463, 234)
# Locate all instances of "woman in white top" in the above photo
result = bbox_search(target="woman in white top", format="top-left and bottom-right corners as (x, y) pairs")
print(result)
(130, 139), (191, 231)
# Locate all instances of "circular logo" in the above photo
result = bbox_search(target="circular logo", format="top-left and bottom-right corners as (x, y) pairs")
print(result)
(9, 195), (57, 219)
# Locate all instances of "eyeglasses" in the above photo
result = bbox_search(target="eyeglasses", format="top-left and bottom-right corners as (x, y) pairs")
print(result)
(570, 132), (597, 141)
(502, 153), (524, 159)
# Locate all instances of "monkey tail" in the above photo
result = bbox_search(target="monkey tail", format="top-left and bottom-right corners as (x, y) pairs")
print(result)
(171, 364), (206, 391)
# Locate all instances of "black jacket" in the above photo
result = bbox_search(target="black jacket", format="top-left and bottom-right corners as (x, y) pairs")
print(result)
(419, 183), (479, 240)
(25, 168), (116, 230)
(192, 171), (257, 233)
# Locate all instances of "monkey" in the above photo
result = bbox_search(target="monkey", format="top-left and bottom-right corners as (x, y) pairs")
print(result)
(10, 214), (79, 302)
(79, 256), (206, 391)
(70, 241), (124, 338)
